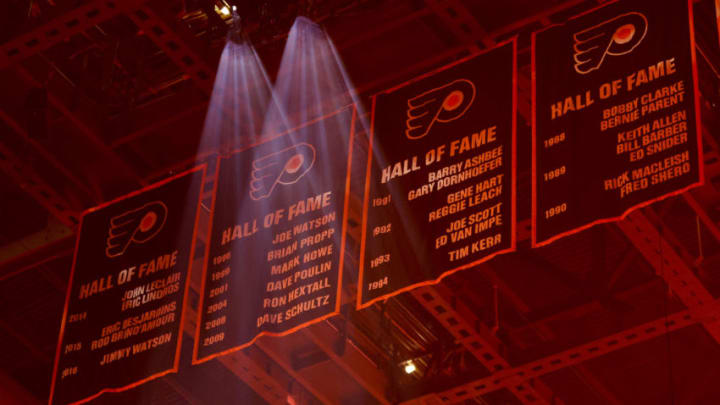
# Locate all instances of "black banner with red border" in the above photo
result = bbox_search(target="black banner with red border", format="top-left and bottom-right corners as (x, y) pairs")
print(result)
(532, 0), (703, 247)
(358, 39), (517, 309)
(716, 0), (720, 48)
(193, 108), (353, 363)
(49, 166), (206, 405)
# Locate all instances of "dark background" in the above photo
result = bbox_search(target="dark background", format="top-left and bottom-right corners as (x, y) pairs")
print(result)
(2, 0), (720, 404)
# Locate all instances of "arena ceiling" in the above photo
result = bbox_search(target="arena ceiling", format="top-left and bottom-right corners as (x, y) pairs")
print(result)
(2, 0), (720, 404)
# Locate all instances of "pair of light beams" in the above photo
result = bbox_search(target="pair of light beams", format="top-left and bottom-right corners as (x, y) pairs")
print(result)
(199, 12), (418, 381)
(200, 15), (364, 155)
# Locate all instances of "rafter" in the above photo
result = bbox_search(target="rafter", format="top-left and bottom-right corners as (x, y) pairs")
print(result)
(0, 0), (147, 70)
(12, 65), (145, 186)
(403, 298), (720, 404)
(415, 1), (563, 403)
(183, 296), (293, 405)
(126, 4), (215, 95)
(108, 0), (592, 150)
(303, 319), (391, 404)
(0, 141), (79, 227)
(411, 285), (558, 405)
(0, 370), (42, 405)
(618, 209), (720, 340)
(0, 108), (95, 201)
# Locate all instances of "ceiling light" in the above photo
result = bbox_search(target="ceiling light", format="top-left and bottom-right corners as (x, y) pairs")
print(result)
(404, 361), (416, 374)
(215, 4), (230, 16)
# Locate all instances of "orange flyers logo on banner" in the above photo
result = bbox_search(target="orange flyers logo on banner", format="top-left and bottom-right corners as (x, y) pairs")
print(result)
(405, 79), (476, 139)
(574, 12), (648, 74)
(105, 201), (168, 258)
(249, 142), (316, 200)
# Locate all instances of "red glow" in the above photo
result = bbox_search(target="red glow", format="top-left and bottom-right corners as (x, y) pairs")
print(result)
(285, 154), (304, 173)
(139, 212), (157, 232)
(443, 90), (464, 111)
(613, 24), (635, 43)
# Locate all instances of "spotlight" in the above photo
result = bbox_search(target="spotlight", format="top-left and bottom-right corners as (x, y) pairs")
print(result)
(215, 4), (230, 16)
(404, 361), (416, 374)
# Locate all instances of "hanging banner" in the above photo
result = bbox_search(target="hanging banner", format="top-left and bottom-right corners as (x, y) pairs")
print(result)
(358, 39), (517, 309)
(532, 0), (703, 247)
(716, 0), (720, 47)
(49, 166), (206, 405)
(193, 108), (353, 363)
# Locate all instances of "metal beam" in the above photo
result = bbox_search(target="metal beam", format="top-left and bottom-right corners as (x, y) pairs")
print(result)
(0, 0), (146, 69)
(425, 0), (491, 51)
(0, 108), (95, 201)
(0, 221), (72, 272)
(506, 279), (663, 346)
(411, 286), (557, 405)
(618, 209), (720, 341)
(183, 297), (292, 405)
(12, 65), (145, 186)
(250, 295), (386, 405)
(0, 141), (79, 227)
(0, 370), (42, 405)
(255, 336), (337, 405)
(403, 298), (720, 404)
(163, 378), (204, 405)
(417, 2), (560, 403)
(406, 203), (720, 404)
(0, 239), (73, 282)
(126, 5), (214, 95)
(108, 0), (589, 149)
(303, 319), (391, 404)
(477, 248), (650, 404)
(110, 88), (208, 149)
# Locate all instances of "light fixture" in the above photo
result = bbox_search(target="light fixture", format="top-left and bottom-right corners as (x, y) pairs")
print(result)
(214, 4), (231, 16)
(404, 361), (416, 374)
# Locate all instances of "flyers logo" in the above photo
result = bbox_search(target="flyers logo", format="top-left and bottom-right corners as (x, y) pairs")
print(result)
(106, 201), (167, 258)
(250, 143), (316, 200)
(573, 12), (648, 74)
(405, 79), (475, 140)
